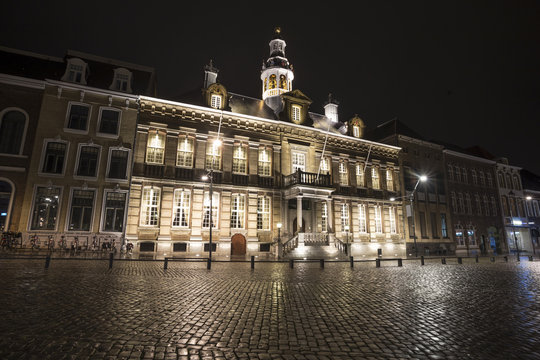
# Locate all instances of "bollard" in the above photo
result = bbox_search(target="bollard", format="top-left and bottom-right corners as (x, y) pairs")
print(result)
(441, 257), (446, 265)
(251, 255), (255, 269)
(320, 259), (325, 269)
(207, 258), (212, 270)
(420, 256), (425, 266)
(350, 256), (354, 268)
(529, 256), (533, 262)
(504, 256), (508, 262)
(45, 255), (51, 269)
(397, 258), (402, 267)
(490, 257), (495, 262)
(164, 257), (168, 270)
(376, 258), (381, 268)
(109, 252), (114, 269)
(289, 259), (294, 269)
(458, 257), (462, 264)
(476, 255), (479, 263)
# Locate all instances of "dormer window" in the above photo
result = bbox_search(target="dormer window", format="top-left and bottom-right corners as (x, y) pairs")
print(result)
(110, 68), (133, 93)
(211, 94), (222, 109)
(62, 58), (88, 84)
(292, 104), (301, 123)
(353, 125), (360, 138)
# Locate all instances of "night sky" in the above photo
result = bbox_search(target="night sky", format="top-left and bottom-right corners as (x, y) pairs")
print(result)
(2, 1), (540, 174)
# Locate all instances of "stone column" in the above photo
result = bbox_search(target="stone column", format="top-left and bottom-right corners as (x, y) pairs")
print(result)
(327, 198), (333, 233)
(297, 196), (303, 233)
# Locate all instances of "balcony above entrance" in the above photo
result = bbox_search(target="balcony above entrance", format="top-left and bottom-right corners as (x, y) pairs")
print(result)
(283, 170), (333, 188)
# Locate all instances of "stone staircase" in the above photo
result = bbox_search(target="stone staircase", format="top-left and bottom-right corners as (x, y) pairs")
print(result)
(282, 233), (349, 260)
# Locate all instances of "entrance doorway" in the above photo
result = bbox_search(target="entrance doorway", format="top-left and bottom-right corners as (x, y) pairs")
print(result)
(293, 218), (306, 234)
(231, 233), (246, 256)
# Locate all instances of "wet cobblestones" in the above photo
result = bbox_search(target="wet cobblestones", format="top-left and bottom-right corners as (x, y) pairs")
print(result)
(0, 258), (539, 359)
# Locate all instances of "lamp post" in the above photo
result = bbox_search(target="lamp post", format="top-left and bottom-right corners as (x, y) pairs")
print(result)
(277, 222), (282, 258)
(526, 195), (536, 255)
(508, 190), (520, 261)
(202, 138), (222, 268)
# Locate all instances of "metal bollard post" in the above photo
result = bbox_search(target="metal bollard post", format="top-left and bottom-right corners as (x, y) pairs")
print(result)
(458, 257), (462, 264)
(476, 255), (479, 263)
(490, 257), (495, 262)
(45, 255), (51, 269)
(529, 256), (533, 262)
(441, 257), (446, 265)
(320, 259), (324, 269)
(164, 257), (168, 270)
(376, 258), (381, 268)
(289, 259), (294, 269)
(504, 256), (508, 262)
(207, 258), (212, 270)
(251, 255), (255, 269)
(109, 252), (114, 269)
(350, 256), (354, 268)
(397, 258), (402, 267)
(421, 256), (425, 266)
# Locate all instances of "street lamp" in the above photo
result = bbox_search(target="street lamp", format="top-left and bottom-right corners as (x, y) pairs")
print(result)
(202, 138), (222, 268)
(277, 222), (282, 243)
(508, 190), (520, 261)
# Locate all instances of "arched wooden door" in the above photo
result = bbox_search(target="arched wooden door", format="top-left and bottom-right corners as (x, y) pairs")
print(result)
(231, 233), (246, 256)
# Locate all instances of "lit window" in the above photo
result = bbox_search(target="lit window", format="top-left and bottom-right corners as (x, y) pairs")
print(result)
(339, 161), (349, 185)
(258, 147), (272, 176)
(102, 190), (126, 232)
(42, 141), (67, 174)
(172, 189), (190, 227)
(356, 164), (365, 187)
(107, 148), (129, 180)
(321, 202), (328, 232)
(374, 206), (383, 233)
(210, 94), (222, 109)
(455, 227), (465, 246)
(292, 104), (301, 122)
(98, 108), (121, 136)
(353, 125), (360, 138)
(441, 214), (448, 238)
(468, 229), (476, 246)
(230, 194), (245, 229)
(232, 144), (247, 174)
(386, 169), (394, 191)
(371, 167), (380, 189)
(340, 203), (349, 232)
(319, 157), (330, 174)
(146, 131), (165, 164)
(358, 204), (367, 233)
(205, 139), (222, 170)
(388, 207), (397, 234)
(176, 137), (194, 168)
(257, 196), (271, 230)
(140, 187), (160, 226)
(76, 145), (100, 178)
(292, 152), (305, 172)
(202, 192), (219, 228)
(68, 189), (95, 231)
(0, 109), (26, 155)
(30, 186), (61, 230)
(66, 103), (90, 132)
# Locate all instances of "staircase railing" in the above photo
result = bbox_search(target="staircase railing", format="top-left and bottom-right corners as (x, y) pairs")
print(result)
(332, 234), (349, 255)
(282, 235), (299, 254)
(302, 233), (329, 246)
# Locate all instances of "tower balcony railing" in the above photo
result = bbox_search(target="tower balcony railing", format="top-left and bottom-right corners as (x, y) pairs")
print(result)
(283, 170), (333, 188)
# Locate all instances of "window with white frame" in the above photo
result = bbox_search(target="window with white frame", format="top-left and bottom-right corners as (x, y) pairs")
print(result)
(321, 202), (328, 232)
(358, 204), (367, 233)
(465, 193), (472, 215)
(146, 131), (165, 164)
(455, 227), (465, 246)
(107, 148), (129, 180)
(292, 151), (305, 172)
(339, 161), (349, 185)
(371, 166), (380, 189)
(110, 68), (132, 92)
(68, 189), (95, 231)
(98, 108), (121, 136)
(458, 193), (465, 213)
(176, 137), (194, 168)
(257, 196), (271, 230)
(356, 164), (365, 187)
(533, 200), (540, 217)
(455, 166), (461, 182)
(498, 172), (505, 188)
(30, 186), (61, 230)
(76, 145), (100, 178)
(41, 140), (67, 174)
(172, 189), (190, 227)
(451, 192), (458, 213)
(202, 192), (219, 228)
(447, 164), (454, 181)
(483, 195), (490, 216)
(258, 147), (272, 176)
(468, 229), (476, 246)
(319, 157), (330, 175)
(205, 139), (222, 170)
(513, 175), (521, 190)
(462, 167), (468, 184)
(471, 170), (477, 185)
(140, 187), (160, 226)
(475, 194), (482, 215)
(63, 58), (87, 84)
(441, 214), (448, 238)
(65, 103), (90, 132)
(230, 194), (245, 229)
(232, 144), (247, 174)
(374, 205), (383, 233)
(0, 109), (27, 155)
(486, 173), (493, 187)
(386, 169), (394, 191)
(292, 104), (301, 122)
(479, 171), (486, 186)
(102, 190), (126, 232)
(388, 206), (397, 234)
(340, 203), (350, 231)
(210, 94), (222, 109)
(352, 125), (360, 138)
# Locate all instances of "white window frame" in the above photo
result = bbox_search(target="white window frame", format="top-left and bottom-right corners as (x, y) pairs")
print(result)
(371, 166), (380, 190)
(172, 189), (191, 228)
(352, 125), (360, 138)
(100, 189), (128, 233)
(232, 144), (248, 174)
(319, 157), (330, 175)
(176, 136), (194, 168)
(487, 173), (493, 187)
(64, 102), (91, 134)
(388, 206), (397, 234)
(471, 170), (478, 185)
(230, 194), (246, 229)
(109, 67), (132, 93)
(374, 205), (383, 233)
(483, 195), (490, 216)
(356, 164), (365, 187)
(258, 147), (272, 176)
(38, 138), (70, 177)
(96, 107), (122, 138)
(386, 169), (394, 191)
(74, 143), (102, 180)
(475, 194), (482, 216)
(145, 130), (166, 165)
(202, 191), (219, 229)
(358, 204), (367, 233)
(257, 195), (271, 230)
(292, 104), (301, 122)
(66, 187), (97, 232)
(106, 147), (131, 182)
(28, 185), (63, 231)
(465, 193), (472, 215)
(340, 203), (350, 232)
(62, 58), (88, 84)
(0, 107), (29, 156)
(339, 161), (349, 186)
(140, 186), (161, 227)
(210, 94), (222, 109)
(205, 139), (222, 171)
(291, 151), (306, 173)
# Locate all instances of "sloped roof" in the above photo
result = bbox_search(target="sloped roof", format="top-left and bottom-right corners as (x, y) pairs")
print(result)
(366, 118), (426, 142)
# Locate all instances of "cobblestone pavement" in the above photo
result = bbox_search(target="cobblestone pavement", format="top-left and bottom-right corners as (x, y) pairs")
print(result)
(0, 257), (539, 360)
